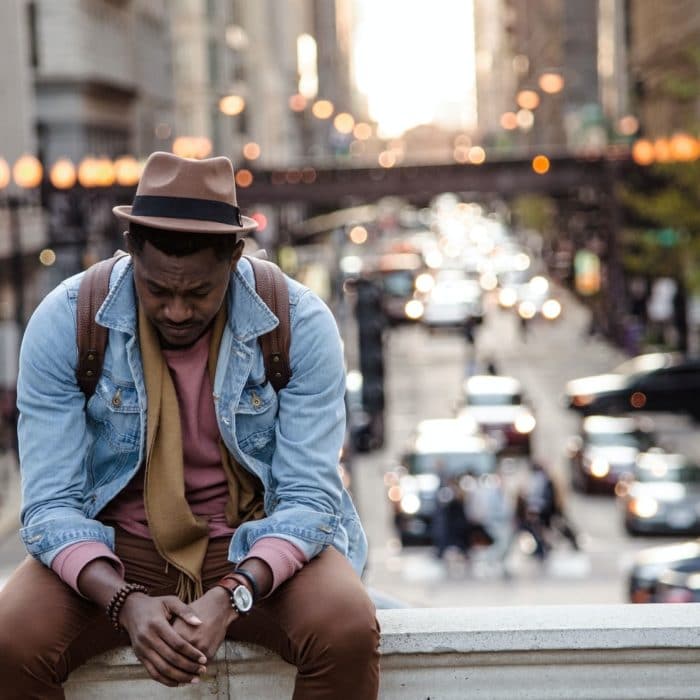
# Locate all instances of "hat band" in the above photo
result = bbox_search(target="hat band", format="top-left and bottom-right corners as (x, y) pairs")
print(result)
(131, 195), (243, 227)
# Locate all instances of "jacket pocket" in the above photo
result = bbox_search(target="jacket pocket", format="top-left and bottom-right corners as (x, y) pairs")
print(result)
(235, 382), (277, 459)
(88, 375), (141, 452)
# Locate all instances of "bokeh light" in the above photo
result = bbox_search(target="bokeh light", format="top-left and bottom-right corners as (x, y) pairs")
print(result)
(250, 211), (268, 230)
(0, 158), (9, 189)
(378, 150), (396, 168)
(311, 99), (334, 119)
(516, 109), (535, 130)
(500, 112), (518, 130)
(288, 94), (307, 112)
(242, 142), (261, 160)
(353, 122), (372, 140)
(532, 154), (550, 175)
(669, 133), (699, 161)
(349, 225), (368, 244)
(219, 95), (246, 116)
(114, 156), (141, 187)
(50, 158), (77, 189)
(235, 169), (254, 188)
(468, 146), (486, 164)
(333, 113), (355, 134)
(653, 138), (672, 163)
(516, 90), (540, 110)
(13, 154), (43, 188)
(631, 139), (654, 165)
(39, 248), (56, 266)
(617, 115), (639, 136)
(538, 72), (564, 94)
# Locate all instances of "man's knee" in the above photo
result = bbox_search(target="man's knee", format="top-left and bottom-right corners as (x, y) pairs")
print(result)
(302, 588), (380, 665)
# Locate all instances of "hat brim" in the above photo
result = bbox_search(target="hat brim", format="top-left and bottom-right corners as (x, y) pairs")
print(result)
(113, 205), (258, 235)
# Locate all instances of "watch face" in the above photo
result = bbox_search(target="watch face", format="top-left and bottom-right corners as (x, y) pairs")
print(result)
(232, 584), (253, 613)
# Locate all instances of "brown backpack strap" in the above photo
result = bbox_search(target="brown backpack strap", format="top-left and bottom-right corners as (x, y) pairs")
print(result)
(76, 251), (129, 398)
(246, 255), (291, 391)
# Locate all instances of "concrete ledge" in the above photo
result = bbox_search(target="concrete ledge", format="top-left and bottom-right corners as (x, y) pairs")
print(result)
(66, 604), (700, 699)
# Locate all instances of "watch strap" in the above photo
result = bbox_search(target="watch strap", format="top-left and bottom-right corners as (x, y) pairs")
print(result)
(215, 575), (253, 614)
(233, 566), (260, 601)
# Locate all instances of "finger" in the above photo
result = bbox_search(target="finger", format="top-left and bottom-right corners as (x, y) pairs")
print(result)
(146, 622), (209, 671)
(141, 643), (202, 686)
(139, 655), (180, 688)
(165, 597), (203, 626)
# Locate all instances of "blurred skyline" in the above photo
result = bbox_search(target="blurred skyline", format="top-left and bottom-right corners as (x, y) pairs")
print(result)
(353, 0), (477, 138)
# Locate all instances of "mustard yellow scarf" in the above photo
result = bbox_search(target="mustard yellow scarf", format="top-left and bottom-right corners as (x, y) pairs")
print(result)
(139, 304), (264, 602)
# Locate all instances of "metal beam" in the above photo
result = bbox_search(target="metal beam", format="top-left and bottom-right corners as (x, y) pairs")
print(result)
(241, 155), (629, 206)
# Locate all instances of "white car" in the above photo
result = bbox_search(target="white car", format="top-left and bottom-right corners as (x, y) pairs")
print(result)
(458, 375), (535, 455)
(421, 270), (483, 329)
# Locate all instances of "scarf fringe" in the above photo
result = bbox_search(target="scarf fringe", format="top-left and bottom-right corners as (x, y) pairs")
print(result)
(175, 571), (203, 604)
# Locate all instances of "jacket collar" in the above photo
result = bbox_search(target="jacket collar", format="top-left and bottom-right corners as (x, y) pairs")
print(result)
(96, 255), (279, 342)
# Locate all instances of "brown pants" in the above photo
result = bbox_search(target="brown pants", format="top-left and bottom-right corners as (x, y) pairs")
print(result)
(0, 529), (380, 699)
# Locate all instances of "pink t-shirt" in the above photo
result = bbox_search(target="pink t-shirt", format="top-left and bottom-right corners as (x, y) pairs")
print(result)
(53, 327), (306, 595)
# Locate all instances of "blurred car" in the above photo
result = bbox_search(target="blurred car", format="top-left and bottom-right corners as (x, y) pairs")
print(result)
(498, 275), (562, 321)
(457, 375), (535, 456)
(565, 352), (700, 420)
(566, 415), (656, 493)
(372, 252), (426, 325)
(421, 269), (484, 330)
(384, 418), (497, 546)
(627, 539), (700, 603)
(617, 451), (700, 536)
(654, 566), (700, 603)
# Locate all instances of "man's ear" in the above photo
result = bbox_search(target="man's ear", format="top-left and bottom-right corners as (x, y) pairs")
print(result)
(230, 238), (245, 268)
(123, 230), (134, 254)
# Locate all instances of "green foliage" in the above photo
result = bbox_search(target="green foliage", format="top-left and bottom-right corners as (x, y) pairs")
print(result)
(510, 194), (556, 241)
(620, 161), (700, 291)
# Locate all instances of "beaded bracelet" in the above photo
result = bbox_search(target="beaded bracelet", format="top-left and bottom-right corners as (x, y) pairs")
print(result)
(106, 582), (149, 631)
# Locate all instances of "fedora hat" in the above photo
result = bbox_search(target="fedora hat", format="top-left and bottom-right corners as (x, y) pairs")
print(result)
(113, 151), (257, 235)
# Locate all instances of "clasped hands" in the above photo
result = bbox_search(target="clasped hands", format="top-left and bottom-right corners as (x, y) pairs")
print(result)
(119, 585), (236, 687)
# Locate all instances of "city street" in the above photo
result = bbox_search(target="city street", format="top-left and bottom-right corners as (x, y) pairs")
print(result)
(352, 287), (700, 608)
(0, 284), (698, 604)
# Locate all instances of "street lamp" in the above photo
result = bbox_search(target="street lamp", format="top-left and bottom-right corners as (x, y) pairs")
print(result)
(50, 158), (77, 190)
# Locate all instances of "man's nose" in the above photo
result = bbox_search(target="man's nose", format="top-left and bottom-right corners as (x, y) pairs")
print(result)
(163, 297), (193, 324)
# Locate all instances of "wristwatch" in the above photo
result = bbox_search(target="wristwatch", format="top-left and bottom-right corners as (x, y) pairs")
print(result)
(217, 575), (254, 615)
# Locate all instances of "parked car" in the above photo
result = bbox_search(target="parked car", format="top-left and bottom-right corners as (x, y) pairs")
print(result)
(654, 566), (700, 603)
(384, 418), (497, 546)
(566, 415), (656, 493)
(627, 539), (700, 603)
(617, 451), (700, 536)
(565, 352), (700, 420)
(421, 269), (484, 330)
(457, 375), (535, 456)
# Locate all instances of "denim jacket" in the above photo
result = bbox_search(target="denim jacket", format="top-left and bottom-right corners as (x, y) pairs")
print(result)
(16, 256), (367, 575)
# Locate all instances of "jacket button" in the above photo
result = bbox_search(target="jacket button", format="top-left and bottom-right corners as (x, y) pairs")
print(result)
(251, 392), (262, 408)
(111, 389), (122, 408)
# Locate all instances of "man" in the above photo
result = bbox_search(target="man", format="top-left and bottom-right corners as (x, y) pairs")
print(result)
(0, 152), (380, 698)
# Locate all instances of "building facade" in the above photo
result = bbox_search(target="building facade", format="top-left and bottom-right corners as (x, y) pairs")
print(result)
(628, 0), (700, 137)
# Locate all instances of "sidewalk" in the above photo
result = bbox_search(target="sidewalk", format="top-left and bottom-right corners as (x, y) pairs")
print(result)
(0, 451), (19, 538)
(0, 451), (23, 587)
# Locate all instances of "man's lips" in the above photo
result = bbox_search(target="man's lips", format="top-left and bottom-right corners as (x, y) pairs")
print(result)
(162, 323), (196, 336)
